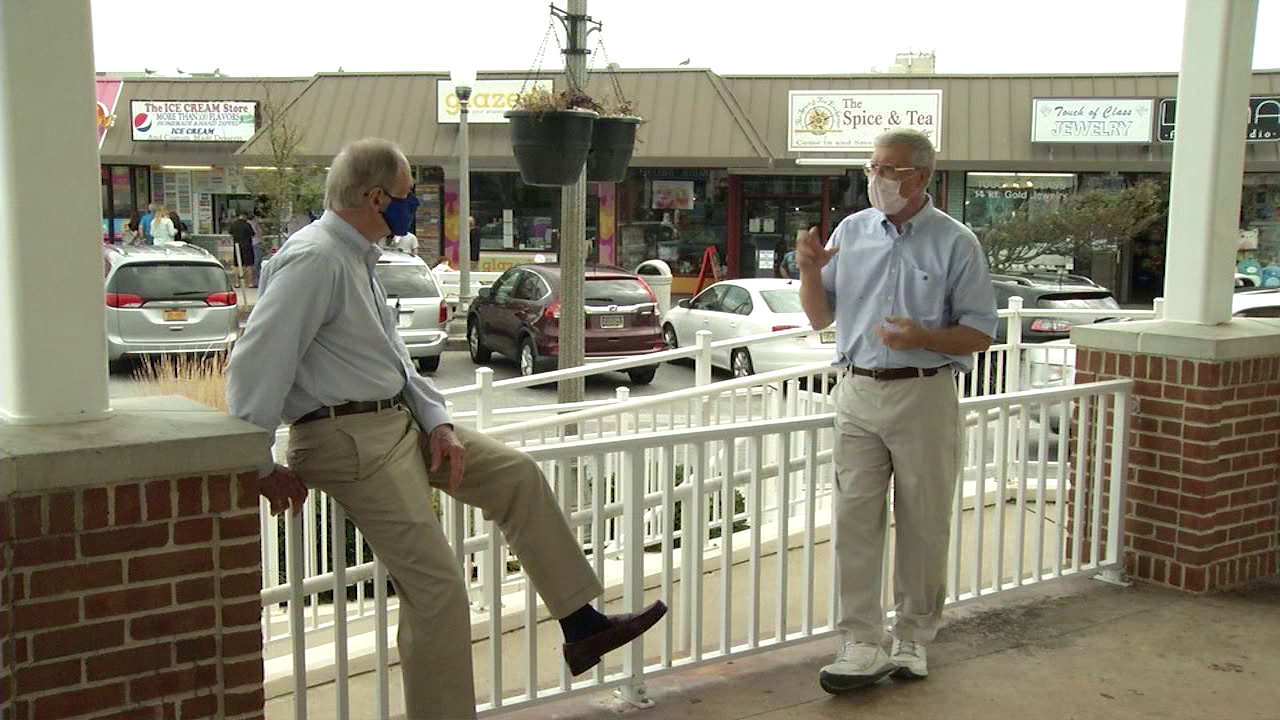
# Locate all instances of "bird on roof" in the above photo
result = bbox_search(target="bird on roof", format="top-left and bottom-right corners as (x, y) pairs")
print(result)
(678, 58), (690, 66)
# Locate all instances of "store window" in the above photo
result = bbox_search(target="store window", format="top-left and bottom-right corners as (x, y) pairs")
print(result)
(616, 169), (729, 276)
(964, 172), (1076, 235)
(1241, 173), (1280, 269)
(470, 172), (594, 255)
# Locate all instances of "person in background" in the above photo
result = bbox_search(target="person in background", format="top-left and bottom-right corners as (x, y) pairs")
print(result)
(779, 235), (800, 279)
(250, 214), (274, 280)
(139, 202), (156, 243)
(468, 215), (481, 264)
(798, 129), (996, 694)
(168, 210), (188, 242)
(226, 137), (666, 719)
(394, 229), (419, 256)
(120, 210), (143, 245)
(431, 255), (453, 273)
(150, 205), (177, 245)
(228, 211), (257, 287)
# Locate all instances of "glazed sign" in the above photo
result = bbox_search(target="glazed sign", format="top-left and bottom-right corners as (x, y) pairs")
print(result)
(788, 90), (943, 152)
(1031, 98), (1153, 143)
(437, 80), (553, 124)
(131, 100), (257, 142)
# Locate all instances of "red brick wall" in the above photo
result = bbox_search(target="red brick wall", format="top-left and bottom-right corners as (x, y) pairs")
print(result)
(1075, 350), (1280, 592)
(1, 473), (264, 720)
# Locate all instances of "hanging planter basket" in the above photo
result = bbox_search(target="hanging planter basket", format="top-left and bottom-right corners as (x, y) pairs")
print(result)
(505, 108), (598, 187)
(586, 116), (642, 183)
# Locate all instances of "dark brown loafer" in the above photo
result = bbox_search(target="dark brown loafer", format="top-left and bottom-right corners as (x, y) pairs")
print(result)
(563, 600), (668, 676)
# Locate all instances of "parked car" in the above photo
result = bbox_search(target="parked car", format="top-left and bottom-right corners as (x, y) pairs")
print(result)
(376, 250), (448, 373)
(991, 272), (1120, 343)
(661, 278), (836, 377)
(1023, 288), (1280, 388)
(466, 263), (665, 384)
(103, 243), (239, 369)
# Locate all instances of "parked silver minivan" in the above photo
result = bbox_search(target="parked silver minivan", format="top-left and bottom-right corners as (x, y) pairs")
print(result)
(103, 243), (239, 369)
(375, 250), (448, 373)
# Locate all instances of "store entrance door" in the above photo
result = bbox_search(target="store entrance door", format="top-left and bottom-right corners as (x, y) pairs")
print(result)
(740, 197), (822, 278)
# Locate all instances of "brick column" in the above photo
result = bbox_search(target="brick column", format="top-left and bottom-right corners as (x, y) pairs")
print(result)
(1072, 342), (1279, 592)
(1, 473), (264, 720)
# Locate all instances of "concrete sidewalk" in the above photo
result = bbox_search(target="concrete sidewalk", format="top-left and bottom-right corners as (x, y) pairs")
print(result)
(497, 573), (1280, 720)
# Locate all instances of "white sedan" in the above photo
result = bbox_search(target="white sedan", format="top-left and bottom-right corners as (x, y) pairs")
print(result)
(661, 278), (836, 376)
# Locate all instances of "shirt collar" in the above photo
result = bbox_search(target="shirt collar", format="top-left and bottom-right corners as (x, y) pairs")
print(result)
(878, 193), (936, 236)
(318, 210), (382, 263)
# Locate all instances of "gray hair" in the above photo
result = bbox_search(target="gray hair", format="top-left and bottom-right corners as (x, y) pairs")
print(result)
(325, 138), (407, 211)
(874, 129), (936, 173)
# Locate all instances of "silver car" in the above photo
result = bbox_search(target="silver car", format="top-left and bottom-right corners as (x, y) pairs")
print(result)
(376, 250), (448, 373)
(103, 243), (239, 369)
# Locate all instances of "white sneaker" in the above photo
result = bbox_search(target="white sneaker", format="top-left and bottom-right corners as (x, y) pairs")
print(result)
(819, 641), (896, 694)
(890, 638), (928, 679)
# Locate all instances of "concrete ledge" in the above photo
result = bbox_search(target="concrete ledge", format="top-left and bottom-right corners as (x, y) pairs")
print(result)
(1070, 318), (1280, 361)
(0, 395), (270, 497)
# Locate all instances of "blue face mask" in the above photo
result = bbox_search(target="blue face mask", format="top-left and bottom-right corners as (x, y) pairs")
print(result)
(380, 186), (420, 236)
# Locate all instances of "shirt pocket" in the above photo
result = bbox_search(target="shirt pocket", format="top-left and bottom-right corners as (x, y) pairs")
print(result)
(901, 260), (948, 327)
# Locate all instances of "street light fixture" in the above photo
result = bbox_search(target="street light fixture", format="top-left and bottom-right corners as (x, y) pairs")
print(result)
(451, 67), (477, 310)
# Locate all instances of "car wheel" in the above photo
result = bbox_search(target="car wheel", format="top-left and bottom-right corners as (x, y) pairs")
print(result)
(417, 355), (440, 373)
(468, 320), (490, 363)
(628, 365), (658, 385)
(518, 337), (539, 377)
(731, 348), (754, 378)
(662, 324), (678, 350)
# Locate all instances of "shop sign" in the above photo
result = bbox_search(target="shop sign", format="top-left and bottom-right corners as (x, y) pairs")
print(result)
(651, 180), (695, 210)
(788, 90), (942, 152)
(1031, 98), (1153, 143)
(1156, 97), (1280, 142)
(95, 78), (122, 148)
(437, 80), (553, 124)
(131, 100), (257, 142)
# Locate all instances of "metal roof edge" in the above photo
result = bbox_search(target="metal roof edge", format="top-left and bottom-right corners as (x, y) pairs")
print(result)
(721, 69), (1280, 80)
(703, 70), (773, 163)
(233, 76), (323, 156)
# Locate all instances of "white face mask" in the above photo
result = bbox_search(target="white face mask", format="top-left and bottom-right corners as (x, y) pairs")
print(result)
(868, 173), (909, 215)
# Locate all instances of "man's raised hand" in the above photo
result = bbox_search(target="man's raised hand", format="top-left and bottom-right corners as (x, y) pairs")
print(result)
(796, 227), (838, 276)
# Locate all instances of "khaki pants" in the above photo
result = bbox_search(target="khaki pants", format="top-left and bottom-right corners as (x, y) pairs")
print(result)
(832, 369), (959, 646)
(287, 407), (603, 720)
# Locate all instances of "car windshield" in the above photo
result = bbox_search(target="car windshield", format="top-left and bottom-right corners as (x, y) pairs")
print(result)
(108, 263), (227, 300)
(1036, 293), (1119, 310)
(584, 278), (652, 306)
(760, 288), (802, 313)
(376, 264), (439, 298)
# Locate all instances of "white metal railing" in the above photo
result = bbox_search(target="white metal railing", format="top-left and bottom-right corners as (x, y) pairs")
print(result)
(258, 296), (1159, 710)
(263, 378), (1132, 718)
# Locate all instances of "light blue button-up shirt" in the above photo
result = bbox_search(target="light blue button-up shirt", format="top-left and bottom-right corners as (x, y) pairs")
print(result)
(821, 197), (997, 373)
(227, 211), (451, 476)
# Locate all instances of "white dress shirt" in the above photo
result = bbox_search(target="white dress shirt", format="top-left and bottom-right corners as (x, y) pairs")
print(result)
(227, 211), (451, 476)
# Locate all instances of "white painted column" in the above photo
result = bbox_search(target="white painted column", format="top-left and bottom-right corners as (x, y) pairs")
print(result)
(0, 0), (111, 423)
(1162, 0), (1258, 325)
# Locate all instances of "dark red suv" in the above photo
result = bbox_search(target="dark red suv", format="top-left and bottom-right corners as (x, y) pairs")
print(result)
(466, 264), (665, 384)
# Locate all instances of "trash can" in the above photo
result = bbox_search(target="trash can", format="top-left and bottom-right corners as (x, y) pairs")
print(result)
(635, 259), (673, 314)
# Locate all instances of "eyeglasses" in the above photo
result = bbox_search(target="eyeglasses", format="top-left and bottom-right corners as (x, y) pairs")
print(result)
(370, 184), (417, 201)
(863, 163), (920, 180)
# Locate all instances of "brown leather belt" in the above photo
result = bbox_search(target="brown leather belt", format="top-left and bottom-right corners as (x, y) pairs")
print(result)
(846, 366), (942, 381)
(293, 394), (404, 426)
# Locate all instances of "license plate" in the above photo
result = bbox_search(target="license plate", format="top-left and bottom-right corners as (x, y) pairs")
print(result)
(397, 313), (413, 329)
(163, 309), (187, 322)
(820, 329), (836, 344)
(599, 315), (624, 329)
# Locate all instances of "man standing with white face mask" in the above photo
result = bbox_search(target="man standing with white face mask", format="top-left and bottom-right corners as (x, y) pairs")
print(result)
(797, 129), (997, 692)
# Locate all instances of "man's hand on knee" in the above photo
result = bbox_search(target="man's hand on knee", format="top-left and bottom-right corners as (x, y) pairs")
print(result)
(429, 424), (466, 492)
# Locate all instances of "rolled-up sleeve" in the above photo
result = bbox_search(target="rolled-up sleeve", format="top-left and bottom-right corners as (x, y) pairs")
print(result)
(226, 249), (337, 476)
(947, 235), (998, 339)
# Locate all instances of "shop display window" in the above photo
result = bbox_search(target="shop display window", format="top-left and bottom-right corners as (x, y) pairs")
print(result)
(616, 169), (729, 275)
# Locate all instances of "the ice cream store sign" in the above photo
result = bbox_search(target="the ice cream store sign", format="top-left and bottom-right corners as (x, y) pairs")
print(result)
(130, 100), (258, 142)
(1031, 98), (1153, 144)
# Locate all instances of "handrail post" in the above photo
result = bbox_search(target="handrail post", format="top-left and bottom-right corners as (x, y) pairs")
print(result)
(695, 330), (713, 388)
(615, 447), (654, 708)
(1097, 386), (1133, 587)
(1152, 296), (1166, 320)
(1006, 296), (1023, 394)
